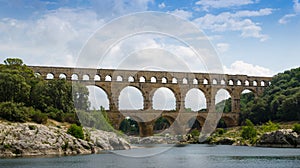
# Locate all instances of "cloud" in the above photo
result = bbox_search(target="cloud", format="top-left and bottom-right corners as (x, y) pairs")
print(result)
(193, 9), (272, 41)
(0, 8), (104, 66)
(223, 60), (273, 76)
(195, 0), (258, 11)
(278, 14), (296, 24)
(294, 0), (300, 13)
(158, 2), (166, 9)
(216, 43), (230, 53)
(278, 0), (300, 24)
(168, 9), (193, 20)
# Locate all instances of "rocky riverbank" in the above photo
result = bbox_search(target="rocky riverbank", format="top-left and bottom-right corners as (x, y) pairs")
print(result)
(0, 121), (130, 158)
(256, 129), (300, 148)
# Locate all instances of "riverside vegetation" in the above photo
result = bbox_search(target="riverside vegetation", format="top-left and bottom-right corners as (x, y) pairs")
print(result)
(0, 58), (130, 157)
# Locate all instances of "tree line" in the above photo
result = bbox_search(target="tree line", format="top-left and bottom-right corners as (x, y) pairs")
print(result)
(0, 58), (89, 124)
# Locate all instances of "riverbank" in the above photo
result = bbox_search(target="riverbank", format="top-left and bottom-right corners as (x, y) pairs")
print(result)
(0, 120), (130, 158)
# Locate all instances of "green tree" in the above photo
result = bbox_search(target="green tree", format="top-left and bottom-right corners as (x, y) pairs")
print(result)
(241, 119), (257, 140)
(72, 83), (90, 110)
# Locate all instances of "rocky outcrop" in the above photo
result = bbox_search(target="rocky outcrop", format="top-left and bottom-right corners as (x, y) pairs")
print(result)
(256, 129), (300, 148)
(0, 121), (130, 158)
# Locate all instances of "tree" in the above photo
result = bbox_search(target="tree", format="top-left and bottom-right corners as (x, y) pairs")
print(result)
(72, 83), (90, 110)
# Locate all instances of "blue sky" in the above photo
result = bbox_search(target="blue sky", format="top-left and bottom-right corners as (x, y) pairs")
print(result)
(0, 0), (299, 76)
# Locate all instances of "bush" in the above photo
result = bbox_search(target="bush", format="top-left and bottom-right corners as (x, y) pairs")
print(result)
(261, 121), (280, 132)
(292, 123), (300, 134)
(67, 124), (84, 139)
(216, 128), (226, 135)
(0, 102), (30, 122)
(31, 110), (48, 124)
(45, 107), (64, 122)
(190, 129), (200, 138)
(241, 119), (257, 140)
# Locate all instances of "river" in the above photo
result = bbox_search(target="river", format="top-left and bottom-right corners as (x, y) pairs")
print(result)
(1, 145), (300, 168)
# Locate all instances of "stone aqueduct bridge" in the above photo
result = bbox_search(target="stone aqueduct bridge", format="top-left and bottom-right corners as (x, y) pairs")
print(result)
(29, 66), (272, 137)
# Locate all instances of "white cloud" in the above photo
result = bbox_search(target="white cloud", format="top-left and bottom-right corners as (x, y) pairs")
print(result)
(195, 0), (258, 11)
(278, 14), (296, 24)
(158, 2), (166, 9)
(293, 0), (300, 13)
(278, 0), (300, 24)
(216, 43), (230, 53)
(223, 60), (273, 76)
(0, 8), (104, 66)
(193, 9), (272, 41)
(168, 9), (193, 20)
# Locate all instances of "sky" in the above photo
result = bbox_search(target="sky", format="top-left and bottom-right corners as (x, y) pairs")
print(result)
(0, 0), (299, 110)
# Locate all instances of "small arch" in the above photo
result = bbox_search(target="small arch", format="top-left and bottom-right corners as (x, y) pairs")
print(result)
(139, 76), (146, 83)
(228, 80), (234, 85)
(203, 79), (208, 85)
(116, 76), (123, 82)
(261, 81), (265, 86)
(253, 80), (257, 86)
(237, 80), (242, 86)
(34, 72), (41, 78)
(71, 74), (78, 80)
(151, 77), (157, 83)
(212, 79), (218, 85)
(162, 77), (167, 84)
(220, 79), (226, 85)
(94, 75), (101, 81)
(46, 73), (54, 79)
(193, 79), (198, 85)
(59, 74), (67, 79)
(245, 80), (250, 86)
(268, 81), (271, 86)
(105, 75), (112, 81)
(183, 78), (188, 84)
(128, 76), (134, 82)
(83, 74), (90, 81)
(172, 78), (177, 84)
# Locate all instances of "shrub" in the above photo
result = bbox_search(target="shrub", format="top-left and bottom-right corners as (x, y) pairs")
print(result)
(0, 102), (30, 122)
(261, 121), (280, 132)
(241, 119), (257, 140)
(216, 128), (226, 135)
(67, 124), (84, 139)
(292, 123), (300, 134)
(190, 129), (200, 138)
(31, 110), (48, 124)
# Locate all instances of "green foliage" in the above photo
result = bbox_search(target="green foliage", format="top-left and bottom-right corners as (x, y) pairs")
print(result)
(67, 124), (84, 139)
(292, 123), (300, 134)
(215, 98), (231, 113)
(0, 102), (30, 122)
(241, 119), (257, 140)
(31, 110), (48, 124)
(216, 128), (226, 135)
(73, 83), (90, 111)
(154, 117), (170, 131)
(240, 67), (300, 124)
(190, 129), (200, 138)
(119, 118), (139, 135)
(76, 109), (115, 132)
(261, 121), (280, 132)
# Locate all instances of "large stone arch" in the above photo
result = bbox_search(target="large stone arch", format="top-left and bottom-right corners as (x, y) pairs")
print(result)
(184, 88), (207, 112)
(118, 86), (144, 110)
(151, 87), (177, 111)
